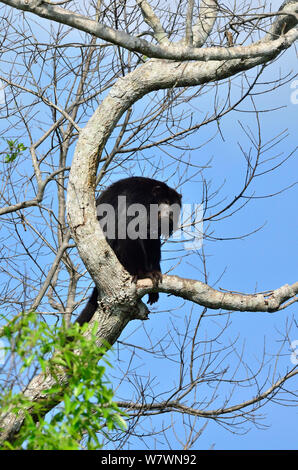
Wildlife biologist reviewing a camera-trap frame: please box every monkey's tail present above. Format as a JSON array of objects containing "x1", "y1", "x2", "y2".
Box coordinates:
[{"x1": 75, "y1": 287, "x2": 98, "y2": 325}]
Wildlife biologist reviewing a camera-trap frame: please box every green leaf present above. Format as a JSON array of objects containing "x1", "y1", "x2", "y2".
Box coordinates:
[
  {"x1": 113, "y1": 414, "x2": 127, "y2": 431},
  {"x1": 4, "y1": 139, "x2": 27, "y2": 163},
  {"x1": 64, "y1": 394, "x2": 72, "y2": 415}
]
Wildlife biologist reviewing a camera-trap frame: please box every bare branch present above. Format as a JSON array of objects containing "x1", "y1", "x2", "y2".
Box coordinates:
[
  {"x1": 0, "y1": 0, "x2": 296, "y2": 61},
  {"x1": 137, "y1": 277, "x2": 298, "y2": 313},
  {"x1": 185, "y1": 0, "x2": 195, "y2": 45},
  {"x1": 193, "y1": 0, "x2": 218, "y2": 46},
  {"x1": 117, "y1": 367, "x2": 298, "y2": 417},
  {"x1": 136, "y1": 0, "x2": 170, "y2": 45}
]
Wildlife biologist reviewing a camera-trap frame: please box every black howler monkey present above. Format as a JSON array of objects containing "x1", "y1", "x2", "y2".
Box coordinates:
[{"x1": 76, "y1": 177, "x2": 182, "y2": 325}]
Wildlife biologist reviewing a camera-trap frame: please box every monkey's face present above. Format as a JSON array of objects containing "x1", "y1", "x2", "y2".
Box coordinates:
[
  {"x1": 158, "y1": 201, "x2": 181, "y2": 238},
  {"x1": 151, "y1": 184, "x2": 182, "y2": 238}
]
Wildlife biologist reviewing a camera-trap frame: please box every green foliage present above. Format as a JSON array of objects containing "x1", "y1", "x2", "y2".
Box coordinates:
[
  {"x1": 3, "y1": 139, "x2": 27, "y2": 163},
  {"x1": 0, "y1": 312, "x2": 126, "y2": 450}
]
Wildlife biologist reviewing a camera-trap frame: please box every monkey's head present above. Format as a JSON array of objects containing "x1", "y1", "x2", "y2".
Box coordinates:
[{"x1": 152, "y1": 183, "x2": 182, "y2": 238}]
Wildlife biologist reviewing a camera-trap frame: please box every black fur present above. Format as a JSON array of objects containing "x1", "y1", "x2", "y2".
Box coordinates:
[{"x1": 76, "y1": 177, "x2": 181, "y2": 325}]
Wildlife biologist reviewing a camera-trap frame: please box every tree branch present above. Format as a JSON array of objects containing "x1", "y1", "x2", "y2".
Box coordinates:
[
  {"x1": 136, "y1": 0, "x2": 170, "y2": 45},
  {"x1": 116, "y1": 367, "x2": 298, "y2": 418},
  {"x1": 0, "y1": 0, "x2": 297, "y2": 61},
  {"x1": 193, "y1": 0, "x2": 218, "y2": 46},
  {"x1": 137, "y1": 276, "x2": 298, "y2": 313}
]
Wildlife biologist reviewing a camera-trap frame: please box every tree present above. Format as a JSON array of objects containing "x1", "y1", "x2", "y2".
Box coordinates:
[{"x1": 0, "y1": 0, "x2": 297, "y2": 449}]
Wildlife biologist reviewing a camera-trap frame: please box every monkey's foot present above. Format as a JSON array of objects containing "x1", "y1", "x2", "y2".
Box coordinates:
[
  {"x1": 132, "y1": 270, "x2": 162, "y2": 287},
  {"x1": 132, "y1": 271, "x2": 162, "y2": 305}
]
